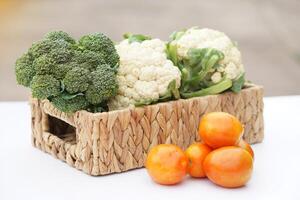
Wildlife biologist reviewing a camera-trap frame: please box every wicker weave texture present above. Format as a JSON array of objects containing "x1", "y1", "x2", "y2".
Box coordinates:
[{"x1": 30, "y1": 85, "x2": 264, "y2": 176}]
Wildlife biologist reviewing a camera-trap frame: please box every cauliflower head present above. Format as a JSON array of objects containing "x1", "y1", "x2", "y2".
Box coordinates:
[
  {"x1": 167, "y1": 27, "x2": 246, "y2": 97},
  {"x1": 108, "y1": 38, "x2": 181, "y2": 110},
  {"x1": 171, "y1": 27, "x2": 244, "y2": 83}
]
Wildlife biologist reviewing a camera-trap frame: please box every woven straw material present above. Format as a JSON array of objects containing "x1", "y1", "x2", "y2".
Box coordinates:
[{"x1": 30, "y1": 85, "x2": 264, "y2": 176}]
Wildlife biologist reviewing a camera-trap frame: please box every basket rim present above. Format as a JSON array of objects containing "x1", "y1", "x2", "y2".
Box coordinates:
[
  {"x1": 31, "y1": 84, "x2": 263, "y2": 119},
  {"x1": 91, "y1": 84, "x2": 262, "y2": 114}
]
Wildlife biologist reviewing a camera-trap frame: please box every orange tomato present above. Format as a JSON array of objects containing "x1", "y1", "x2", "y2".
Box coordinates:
[
  {"x1": 199, "y1": 112, "x2": 243, "y2": 149},
  {"x1": 185, "y1": 143, "x2": 212, "y2": 178},
  {"x1": 237, "y1": 139, "x2": 254, "y2": 159},
  {"x1": 146, "y1": 144, "x2": 188, "y2": 185},
  {"x1": 203, "y1": 146, "x2": 253, "y2": 188}
]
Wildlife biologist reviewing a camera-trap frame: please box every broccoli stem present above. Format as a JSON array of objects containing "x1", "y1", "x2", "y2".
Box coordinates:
[{"x1": 180, "y1": 79, "x2": 232, "y2": 98}]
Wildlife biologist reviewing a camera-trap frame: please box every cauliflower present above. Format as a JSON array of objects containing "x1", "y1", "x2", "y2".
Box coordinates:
[
  {"x1": 166, "y1": 27, "x2": 245, "y2": 97},
  {"x1": 108, "y1": 36, "x2": 181, "y2": 110}
]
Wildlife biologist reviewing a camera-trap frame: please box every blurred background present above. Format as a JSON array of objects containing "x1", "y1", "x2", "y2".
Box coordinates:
[{"x1": 0, "y1": 0, "x2": 299, "y2": 101}]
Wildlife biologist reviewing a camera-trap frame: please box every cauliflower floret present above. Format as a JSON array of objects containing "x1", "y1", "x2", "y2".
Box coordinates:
[
  {"x1": 211, "y1": 72, "x2": 222, "y2": 83},
  {"x1": 172, "y1": 27, "x2": 244, "y2": 83},
  {"x1": 108, "y1": 39, "x2": 181, "y2": 110}
]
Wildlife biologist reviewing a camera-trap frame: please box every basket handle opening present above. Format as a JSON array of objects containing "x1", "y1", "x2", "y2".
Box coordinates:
[{"x1": 47, "y1": 115, "x2": 77, "y2": 145}]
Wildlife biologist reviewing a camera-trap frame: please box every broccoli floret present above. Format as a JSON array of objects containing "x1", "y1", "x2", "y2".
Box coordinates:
[
  {"x1": 33, "y1": 55, "x2": 55, "y2": 75},
  {"x1": 73, "y1": 50, "x2": 106, "y2": 71},
  {"x1": 63, "y1": 67, "x2": 90, "y2": 94},
  {"x1": 96, "y1": 64, "x2": 118, "y2": 73},
  {"x1": 51, "y1": 95, "x2": 89, "y2": 113},
  {"x1": 33, "y1": 48, "x2": 74, "y2": 77},
  {"x1": 78, "y1": 33, "x2": 119, "y2": 67},
  {"x1": 30, "y1": 75, "x2": 61, "y2": 99},
  {"x1": 48, "y1": 41, "x2": 75, "y2": 64},
  {"x1": 85, "y1": 65, "x2": 118, "y2": 105},
  {"x1": 78, "y1": 33, "x2": 108, "y2": 52},
  {"x1": 15, "y1": 52, "x2": 35, "y2": 87},
  {"x1": 45, "y1": 31, "x2": 76, "y2": 44},
  {"x1": 28, "y1": 40, "x2": 54, "y2": 58},
  {"x1": 52, "y1": 63, "x2": 74, "y2": 80},
  {"x1": 29, "y1": 39, "x2": 74, "y2": 63}
]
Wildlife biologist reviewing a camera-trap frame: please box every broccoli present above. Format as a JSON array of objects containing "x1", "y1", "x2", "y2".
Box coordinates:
[
  {"x1": 31, "y1": 75, "x2": 61, "y2": 99},
  {"x1": 32, "y1": 41, "x2": 74, "y2": 75},
  {"x1": 15, "y1": 52, "x2": 35, "y2": 87},
  {"x1": 33, "y1": 55, "x2": 55, "y2": 75},
  {"x1": 45, "y1": 31, "x2": 76, "y2": 44},
  {"x1": 51, "y1": 95, "x2": 89, "y2": 113},
  {"x1": 63, "y1": 67, "x2": 90, "y2": 94},
  {"x1": 73, "y1": 50, "x2": 106, "y2": 71},
  {"x1": 52, "y1": 63, "x2": 74, "y2": 80},
  {"x1": 85, "y1": 65, "x2": 118, "y2": 105},
  {"x1": 29, "y1": 39, "x2": 74, "y2": 62},
  {"x1": 28, "y1": 40, "x2": 54, "y2": 58},
  {"x1": 78, "y1": 33, "x2": 119, "y2": 67},
  {"x1": 48, "y1": 43, "x2": 74, "y2": 64},
  {"x1": 15, "y1": 31, "x2": 119, "y2": 113}
]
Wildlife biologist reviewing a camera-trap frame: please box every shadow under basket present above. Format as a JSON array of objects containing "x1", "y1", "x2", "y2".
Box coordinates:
[{"x1": 30, "y1": 85, "x2": 264, "y2": 176}]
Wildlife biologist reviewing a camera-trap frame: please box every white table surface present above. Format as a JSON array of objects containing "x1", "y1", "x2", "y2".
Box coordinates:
[{"x1": 1, "y1": 96, "x2": 300, "y2": 200}]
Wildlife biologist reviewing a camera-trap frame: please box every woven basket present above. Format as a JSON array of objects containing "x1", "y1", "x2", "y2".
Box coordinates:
[{"x1": 30, "y1": 85, "x2": 264, "y2": 176}]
